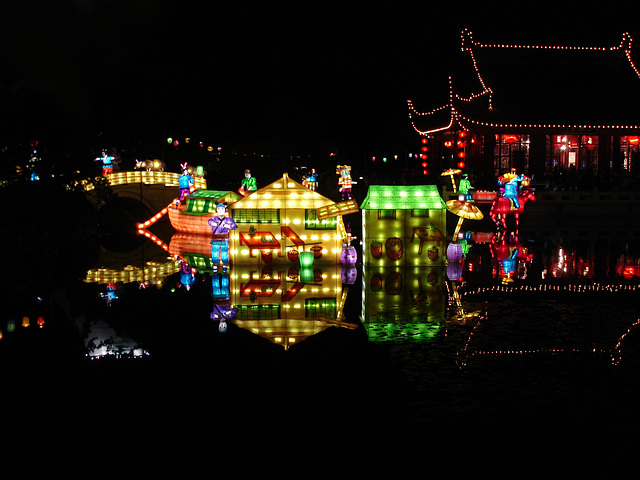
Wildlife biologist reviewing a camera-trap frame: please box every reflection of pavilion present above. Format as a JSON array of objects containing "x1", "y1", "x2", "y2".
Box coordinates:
[
  {"x1": 361, "y1": 265, "x2": 446, "y2": 342},
  {"x1": 168, "y1": 231, "x2": 357, "y2": 348},
  {"x1": 228, "y1": 264, "x2": 356, "y2": 349}
]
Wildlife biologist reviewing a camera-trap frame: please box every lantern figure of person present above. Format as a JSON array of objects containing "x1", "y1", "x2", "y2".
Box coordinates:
[
  {"x1": 458, "y1": 174, "x2": 474, "y2": 201},
  {"x1": 303, "y1": 168, "x2": 318, "y2": 191},
  {"x1": 498, "y1": 168, "x2": 527, "y2": 209},
  {"x1": 179, "y1": 260, "x2": 195, "y2": 291},
  {"x1": 95, "y1": 150, "x2": 115, "y2": 175},
  {"x1": 210, "y1": 272, "x2": 236, "y2": 333},
  {"x1": 208, "y1": 203, "x2": 238, "y2": 264},
  {"x1": 101, "y1": 283, "x2": 118, "y2": 306},
  {"x1": 238, "y1": 169, "x2": 257, "y2": 196},
  {"x1": 337, "y1": 164, "x2": 356, "y2": 200},
  {"x1": 178, "y1": 162, "x2": 194, "y2": 201}
]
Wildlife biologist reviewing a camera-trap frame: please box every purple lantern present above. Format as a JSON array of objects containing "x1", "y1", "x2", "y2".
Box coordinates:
[
  {"x1": 340, "y1": 245, "x2": 357, "y2": 265},
  {"x1": 446, "y1": 242, "x2": 463, "y2": 263}
]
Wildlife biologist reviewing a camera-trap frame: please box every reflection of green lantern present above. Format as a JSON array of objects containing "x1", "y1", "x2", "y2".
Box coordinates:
[
  {"x1": 299, "y1": 251, "x2": 314, "y2": 268},
  {"x1": 300, "y1": 267, "x2": 314, "y2": 283},
  {"x1": 7, "y1": 320, "x2": 15, "y2": 333}
]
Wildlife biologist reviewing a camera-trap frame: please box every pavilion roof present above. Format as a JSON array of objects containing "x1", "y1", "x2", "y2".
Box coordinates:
[
  {"x1": 360, "y1": 184, "x2": 446, "y2": 210},
  {"x1": 409, "y1": 29, "x2": 640, "y2": 134},
  {"x1": 230, "y1": 173, "x2": 335, "y2": 210}
]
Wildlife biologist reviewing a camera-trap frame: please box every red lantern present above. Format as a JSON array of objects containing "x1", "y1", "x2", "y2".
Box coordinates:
[
  {"x1": 457, "y1": 161, "x2": 466, "y2": 169},
  {"x1": 630, "y1": 136, "x2": 640, "y2": 145}
]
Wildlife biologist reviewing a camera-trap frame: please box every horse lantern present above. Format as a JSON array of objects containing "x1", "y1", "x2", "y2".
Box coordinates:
[{"x1": 489, "y1": 188, "x2": 535, "y2": 230}]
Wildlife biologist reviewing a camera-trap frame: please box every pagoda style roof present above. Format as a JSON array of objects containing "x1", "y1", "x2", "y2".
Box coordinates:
[
  {"x1": 231, "y1": 173, "x2": 336, "y2": 210},
  {"x1": 409, "y1": 29, "x2": 640, "y2": 134},
  {"x1": 361, "y1": 185, "x2": 446, "y2": 210}
]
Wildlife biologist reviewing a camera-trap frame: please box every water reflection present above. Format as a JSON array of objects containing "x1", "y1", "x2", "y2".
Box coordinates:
[
  {"x1": 71, "y1": 220, "x2": 640, "y2": 369},
  {"x1": 361, "y1": 265, "x2": 446, "y2": 341}
]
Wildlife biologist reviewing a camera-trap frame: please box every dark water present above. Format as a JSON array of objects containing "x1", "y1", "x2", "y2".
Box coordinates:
[{"x1": 3, "y1": 207, "x2": 640, "y2": 475}]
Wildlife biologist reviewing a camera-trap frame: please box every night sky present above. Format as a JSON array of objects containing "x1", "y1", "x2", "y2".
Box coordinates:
[{"x1": 1, "y1": 3, "x2": 637, "y2": 164}]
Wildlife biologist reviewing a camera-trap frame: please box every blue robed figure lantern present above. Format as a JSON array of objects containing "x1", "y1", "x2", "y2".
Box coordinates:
[
  {"x1": 178, "y1": 162, "x2": 194, "y2": 201},
  {"x1": 95, "y1": 150, "x2": 115, "y2": 175},
  {"x1": 208, "y1": 203, "x2": 238, "y2": 264}
]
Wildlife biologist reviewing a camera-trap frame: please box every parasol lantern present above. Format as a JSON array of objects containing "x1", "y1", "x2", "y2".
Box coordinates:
[
  {"x1": 441, "y1": 168, "x2": 462, "y2": 192},
  {"x1": 447, "y1": 200, "x2": 484, "y2": 240}
]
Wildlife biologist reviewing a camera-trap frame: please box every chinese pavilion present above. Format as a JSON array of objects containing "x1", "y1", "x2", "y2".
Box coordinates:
[{"x1": 408, "y1": 29, "x2": 640, "y2": 187}]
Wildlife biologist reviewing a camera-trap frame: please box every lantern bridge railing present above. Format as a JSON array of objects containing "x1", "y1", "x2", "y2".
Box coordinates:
[{"x1": 105, "y1": 171, "x2": 207, "y2": 189}]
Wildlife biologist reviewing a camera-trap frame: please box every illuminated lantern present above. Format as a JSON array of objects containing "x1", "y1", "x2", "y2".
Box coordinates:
[
  {"x1": 300, "y1": 267, "x2": 314, "y2": 283},
  {"x1": 0, "y1": 329, "x2": 2, "y2": 340},
  {"x1": 287, "y1": 248, "x2": 299, "y2": 262},
  {"x1": 37, "y1": 316, "x2": 45, "y2": 328},
  {"x1": 446, "y1": 242, "x2": 463, "y2": 262},
  {"x1": 502, "y1": 134, "x2": 520, "y2": 144},
  {"x1": 7, "y1": 320, "x2": 15, "y2": 333},
  {"x1": 299, "y1": 251, "x2": 315, "y2": 268},
  {"x1": 341, "y1": 265, "x2": 357, "y2": 284},
  {"x1": 22, "y1": 316, "x2": 30, "y2": 327},
  {"x1": 261, "y1": 250, "x2": 273, "y2": 263},
  {"x1": 340, "y1": 245, "x2": 358, "y2": 265},
  {"x1": 447, "y1": 261, "x2": 463, "y2": 281},
  {"x1": 441, "y1": 168, "x2": 462, "y2": 192},
  {"x1": 630, "y1": 136, "x2": 640, "y2": 145},
  {"x1": 457, "y1": 161, "x2": 466, "y2": 169},
  {"x1": 385, "y1": 237, "x2": 403, "y2": 261},
  {"x1": 310, "y1": 245, "x2": 323, "y2": 259},
  {"x1": 370, "y1": 241, "x2": 383, "y2": 259}
]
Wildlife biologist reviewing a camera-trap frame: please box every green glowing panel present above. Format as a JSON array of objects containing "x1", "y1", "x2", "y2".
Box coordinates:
[
  {"x1": 360, "y1": 185, "x2": 446, "y2": 210},
  {"x1": 363, "y1": 322, "x2": 442, "y2": 342}
]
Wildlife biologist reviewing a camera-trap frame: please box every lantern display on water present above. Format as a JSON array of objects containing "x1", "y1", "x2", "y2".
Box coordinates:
[
  {"x1": 341, "y1": 265, "x2": 357, "y2": 284},
  {"x1": 299, "y1": 251, "x2": 314, "y2": 268},
  {"x1": 446, "y1": 242, "x2": 464, "y2": 262},
  {"x1": 447, "y1": 261, "x2": 463, "y2": 281},
  {"x1": 340, "y1": 245, "x2": 358, "y2": 265},
  {"x1": 299, "y1": 267, "x2": 314, "y2": 283}
]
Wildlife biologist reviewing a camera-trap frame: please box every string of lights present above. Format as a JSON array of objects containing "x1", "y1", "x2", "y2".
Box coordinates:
[{"x1": 409, "y1": 29, "x2": 640, "y2": 135}]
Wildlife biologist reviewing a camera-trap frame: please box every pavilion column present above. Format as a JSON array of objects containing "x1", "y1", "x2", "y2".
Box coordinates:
[
  {"x1": 529, "y1": 133, "x2": 546, "y2": 182},
  {"x1": 598, "y1": 135, "x2": 611, "y2": 180},
  {"x1": 481, "y1": 132, "x2": 495, "y2": 173}
]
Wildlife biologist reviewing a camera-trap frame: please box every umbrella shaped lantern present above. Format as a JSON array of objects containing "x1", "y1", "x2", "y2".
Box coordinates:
[
  {"x1": 447, "y1": 199, "x2": 484, "y2": 241},
  {"x1": 441, "y1": 168, "x2": 462, "y2": 193}
]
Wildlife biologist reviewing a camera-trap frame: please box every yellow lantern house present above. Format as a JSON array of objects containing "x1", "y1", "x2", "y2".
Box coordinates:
[{"x1": 228, "y1": 173, "x2": 358, "y2": 265}]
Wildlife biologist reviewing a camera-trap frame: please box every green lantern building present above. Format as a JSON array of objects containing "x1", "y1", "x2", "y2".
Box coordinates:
[{"x1": 360, "y1": 184, "x2": 448, "y2": 266}]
